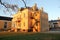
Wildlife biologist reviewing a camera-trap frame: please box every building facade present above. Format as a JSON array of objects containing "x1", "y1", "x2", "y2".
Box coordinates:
[
  {"x1": 49, "y1": 20, "x2": 60, "y2": 31},
  {"x1": 12, "y1": 4, "x2": 49, "y2": 32},
  {"x1": 40, "y1": 8, "x2": 49, "y2": 32},
  {"x1": 0, "y1": 16, "x2": 12, "y2": 31}
]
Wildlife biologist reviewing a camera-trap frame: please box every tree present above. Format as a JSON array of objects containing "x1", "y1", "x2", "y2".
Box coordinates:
[
  {"x1": 0, "y1": 0, "x2": 29, "y2": 15},
  {"x1": 0, "y1": 0, "x2": 19, "y2": 16},
  {"x1": 0, "y1": 0, "x2": 18, "y2": 11},
  {"x1": 22, "y1": 0, "x2": 27, "y2": 8}
]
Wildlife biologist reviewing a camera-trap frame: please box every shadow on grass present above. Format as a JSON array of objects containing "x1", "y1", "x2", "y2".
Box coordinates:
[{"x1": 0, "y1": 32, "x2": 60, "y2": 40}]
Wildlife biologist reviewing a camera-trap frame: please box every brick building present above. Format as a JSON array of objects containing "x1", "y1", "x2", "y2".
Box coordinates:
[
  {"x1": 12, "y1": 4, "x2": 49, "y2": 32},
  {"x1": 0, "y1": 16, "x2": 12, "y2": 31}
]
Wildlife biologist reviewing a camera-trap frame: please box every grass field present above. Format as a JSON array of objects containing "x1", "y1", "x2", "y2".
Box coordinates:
[{"x1": 0, "y1": 32, "x2": 60, "y2": 40}]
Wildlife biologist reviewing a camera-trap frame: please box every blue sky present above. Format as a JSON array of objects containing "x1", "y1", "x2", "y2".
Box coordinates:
[{"x1": 0, "y1": 0, "x2": 60, "y2": 20}]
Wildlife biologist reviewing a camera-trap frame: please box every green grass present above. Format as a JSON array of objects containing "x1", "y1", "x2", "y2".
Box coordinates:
[{"x1": 0, "y1": 32, "x2": 60, "y2": 40}]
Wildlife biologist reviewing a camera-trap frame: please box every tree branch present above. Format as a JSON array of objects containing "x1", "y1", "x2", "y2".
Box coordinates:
[{"x1": 22, "y1": 0, "x2": 27, "y2": 8}]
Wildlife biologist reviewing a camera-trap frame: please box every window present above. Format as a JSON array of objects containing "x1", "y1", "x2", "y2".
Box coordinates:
[
  {"x1": 36, "y1": 23, "x2": 38, "y2": 26},
  {"x1": 24, "y1": 13, "x2": 25, "y2": 17},
  {"x1": 19, "y1": 23, "x2": 21, "y2": 27},
  {"x1": 24, "y1": 22, "x2": 25, "y2": 26},
  {"x1": 12, "y1": 22, "x2": 15, "y2": 27},
  {"x1": 20, "y1": 15, "x2": 21, "y2": 19},
  {"x1": 4, "y1": 22, "x2": 7, "y2": 29}
]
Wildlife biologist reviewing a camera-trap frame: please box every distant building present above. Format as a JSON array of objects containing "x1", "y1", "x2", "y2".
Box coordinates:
[
  {"x1": 49, "y1": 20, "x2": 60, "y2": 31},
  {"x1": 12, "y1": 4, "x2": 49, "y2": 32},
  {"x1": 0, "y1": 16, "x2": 12, "y2": 31}
]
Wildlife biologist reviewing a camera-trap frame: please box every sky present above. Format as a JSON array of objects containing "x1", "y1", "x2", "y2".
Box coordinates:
[{"x1": 0, "y1": 0, "x2": 60, "y2": 20}]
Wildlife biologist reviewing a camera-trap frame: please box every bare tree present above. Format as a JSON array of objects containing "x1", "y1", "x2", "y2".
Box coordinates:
[
  {"x1": 0, "y1": 0, "x2": 28, "y2": 11},
  {"x1": 0, "y1": 0, "x2": 29, "y2": 16},
  {"x1": 0, "y1": 0, "x2": 18, "y2": 11},
  {"x1": 22, "y1": 0, "x2": 27, "y2": 8},
  {"x1": 0, "y1": 0, "x2": 19, "y2": 16}
]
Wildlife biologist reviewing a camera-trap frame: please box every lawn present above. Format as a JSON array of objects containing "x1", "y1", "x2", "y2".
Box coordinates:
[{"x1": 0, "y1": 32, "x2": 60, "y2": 40}]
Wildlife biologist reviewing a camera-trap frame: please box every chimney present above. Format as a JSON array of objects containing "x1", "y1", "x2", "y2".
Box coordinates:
[
  {"x1": 32, "y1": 3, "x2": 37, "y2": 11},
  {"x1": 41, "y1": 7, "x2": 43, "y2": 11}
]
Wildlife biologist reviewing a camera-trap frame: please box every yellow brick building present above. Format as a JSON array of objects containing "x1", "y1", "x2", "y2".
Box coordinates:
[{"x1": 12, "y1": 4, "x2": 49, "y2": 32}]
